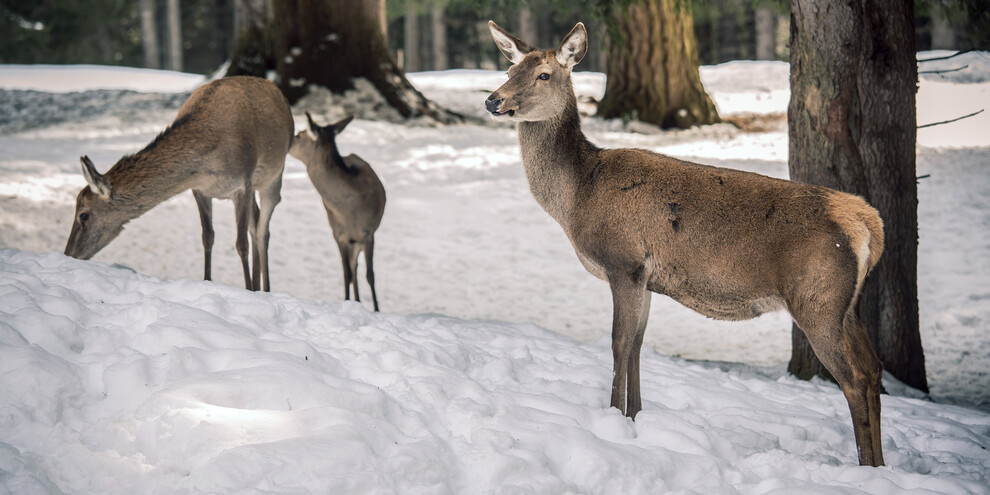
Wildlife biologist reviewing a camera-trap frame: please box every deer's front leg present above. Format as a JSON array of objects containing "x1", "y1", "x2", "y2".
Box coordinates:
[
  {"x1": 608, "y1": 269, "x2": 649, "y2": 417},
  {"x1": 192, "y1": 191, "x2": 214, "y2": 281}
]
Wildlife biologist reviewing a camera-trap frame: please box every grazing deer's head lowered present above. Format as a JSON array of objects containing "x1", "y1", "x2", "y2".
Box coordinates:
[
  {"x1": 65, "y1": 76, "x2": 294, "y2": 291},
  {"x1": 290, "y1": 112, "x2": 386, "y2": 311},
  {"x1": 486, "y1": 21, "x2": 887, "y2": 467}
]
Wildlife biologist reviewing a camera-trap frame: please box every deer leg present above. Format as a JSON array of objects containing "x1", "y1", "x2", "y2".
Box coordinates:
[
  {"x1": 608, "y1": 269, "x2": 648, "y2": 417},
  {"x1": 843, "y1": 310, "x2": 885, "y2": 466},
  {"x1": 349, "y1": 244, "x2": 362, "y2": 303},
  {"x1": 249, "y1": 196, "x2": 261, "y2": 291},
  {"x1": 192, "y1": 191, "x2": 214, "y2": 281},
  {"x1": 254, "y1": 176, "x2": 282, "y2": 292},
  {"x1": 364, "y1": 238, "x2": 379, "y2": 312},
  {"x1": 335, "y1": 239, "x2": 354, "y2": 301},
  {"x1": 626, "y1": 290, "x2": 652, "y2": 419},
  {"x1": 232, "y1": 190, "x2": 254, "y2": 290},
  {"x1": 793, "y1": 300, "x2": 884, "y2": 467}
]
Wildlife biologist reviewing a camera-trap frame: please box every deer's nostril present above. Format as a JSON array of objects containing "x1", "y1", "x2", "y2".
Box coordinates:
[{"x1": 485, "y1": 97, "x2": 504, "y2": 114}]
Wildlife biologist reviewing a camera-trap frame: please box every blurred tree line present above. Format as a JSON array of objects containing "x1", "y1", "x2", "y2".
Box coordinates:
[{"x1": 2, "y1": 0, "x2": 984, "y2": 74}]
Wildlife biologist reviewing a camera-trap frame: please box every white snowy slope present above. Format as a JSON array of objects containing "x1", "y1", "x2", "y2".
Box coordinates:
[
  {"x1": 0, "y1": 53, "x2": 989, "y2": 492},
  {"x1": 1, "y1": 250, "x2": 988, "y2": 494}
]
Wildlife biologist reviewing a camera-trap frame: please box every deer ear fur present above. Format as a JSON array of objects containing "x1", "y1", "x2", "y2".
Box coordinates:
[
  {"x1": 489, "y1": 20, "x2": 533, "y2": 64},
  {"x1": 556, "y1": 22, "x2": 588, "y2": 69},
  {"x1": 80, "y1": 156, "x2": 112, "y2": 200},
  {"x1": 333, "y1": 115, "x2": 355, "y2": 135},
  {"x1": 303, "y1": 111, "x2": 320, "y2": 141}
]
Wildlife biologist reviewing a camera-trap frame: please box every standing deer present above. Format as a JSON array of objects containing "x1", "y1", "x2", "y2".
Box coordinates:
[
  {"x1": 64, "y1": 76, "x2": 294, "y2": 292},
  {"x1": 290, "y1": 112, "x2": 385, "y2": 311},
  {"x1": 486, "y1": 21, "x2": 886, "y2": 466}
]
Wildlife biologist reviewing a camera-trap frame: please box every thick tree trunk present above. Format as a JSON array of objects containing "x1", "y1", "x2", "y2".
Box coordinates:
[
  {"x1": 788, "y1": 0, "x2": 927, "y2": 392},
  {"x1": 598, "y1": 0, "x2": 720, "y2": 128},
  {"x1": 279, "y1": 0, "x2": 460, "y2": 122},
  {"x1": 139, "y1": 0, "x2": 160, "y2": 69},
  {"x1": 226, "y1": 0, "x2": 459, "y2": 123},
  {"x1": 166, "y1": 0, "x2": 182, "y2": 71},
  {"x1": 226, "y1": 0, "x2": 273, "y2": 78}
]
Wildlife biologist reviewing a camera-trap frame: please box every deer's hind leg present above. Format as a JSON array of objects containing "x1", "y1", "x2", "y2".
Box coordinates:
[
  {"x1": 364, "y1": 237, "x2": 379, "y2": 312},
  {"x1": 334, "y1": 237, "x2": 355, "y2": 302},
  {"x1": 232, "y1": 187, "x2": 256, "y2": 290},
  {"x1": 192, "y1": 190, "x2": 214, "y2": 281},
  {"x1": 790, "y1": 276, "x2": 884, "y2": 466},
  {"x1": 254, "y1": 175, "x2": 283, "y2": 292}
]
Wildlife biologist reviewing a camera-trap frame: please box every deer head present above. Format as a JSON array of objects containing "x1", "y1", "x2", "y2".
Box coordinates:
[
  {"x1": 64, "y1": 156, "x2": 129, "y2": 260},
  {"x1": 289, "y1": 112, "x2": 354, "y2": 164},
  {"x1": 485, "y1": 21, "x2": 587, "y2": 123}
]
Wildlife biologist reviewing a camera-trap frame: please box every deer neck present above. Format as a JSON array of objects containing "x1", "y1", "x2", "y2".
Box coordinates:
[
  {"x1": 105, "y1": 134, "x2": 206, "y2": 219},
  {"x1": 303, "y1": 146, "x2": 354, "y2": 198},
  {"x1": 517, "y1": 98, "x2": 596, "y2": 227}
]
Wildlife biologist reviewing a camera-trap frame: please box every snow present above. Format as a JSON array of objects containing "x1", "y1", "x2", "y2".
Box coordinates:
[{"x1": 1, "y1": 54, "x2": 990, "y2": 492}]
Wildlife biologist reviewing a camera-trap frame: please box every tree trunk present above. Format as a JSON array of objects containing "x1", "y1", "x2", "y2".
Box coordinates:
[
  {"x1": 597, "y1": 0, "x2": 720, "y2": 129},
  {"x1": 518, "y1": 8, "x2": 537, "y2": 51},
  {"x1": 139, "y1": 0, "x2": 160, "y2": 69},
  {"x1": 166, "y1": 0, "x2": 182, "y2": 71},
  {"x1": 226, "y1": 0, "x2": 273, "y2": 78},
  {"x1": 404, "y1": 5, "x2": 421, "y2": 72},
  {"x1": 430, "y1": 7, "x2": 447, "y2": 71},
  {"x1": 225, "y1": 0, "x2": 460, "y2": 123},
  {"x1": 755, "y1": 6, "x2": 776, "y2": 61},
  {"x1": 788, "y1": 0, "x2": 928, "y2": 392}
]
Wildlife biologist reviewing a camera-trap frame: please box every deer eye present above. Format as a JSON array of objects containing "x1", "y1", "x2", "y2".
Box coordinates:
[
  {"x1": 79, "y1": 212, "x2": 90, "y2": 223},
  {"x1": 537, "y1": 73, "x2": 550, "y2": 81}
]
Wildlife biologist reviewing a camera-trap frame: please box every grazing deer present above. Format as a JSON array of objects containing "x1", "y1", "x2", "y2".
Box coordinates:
[
  {"x1": 290, "y1": 112, "x2": 386, "y2": 311},
  {"x1": 486, "y1": 21, "x2": 886, "y2": 466},
  {"x1": 64, "y1": 76, "x2": 294, "y2": 292}
]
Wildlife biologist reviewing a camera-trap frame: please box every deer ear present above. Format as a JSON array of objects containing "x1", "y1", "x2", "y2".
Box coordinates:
[
  {"x1": 332, "y1": 115, "x2": 354, "y2": 135},
  {"x1": 556, "y1": 22, "x2": 588, "y2": 69},
  {"x1": 489, "y1": 20, "x2": 532, "y2": 64},
  {"x1": 303, "y1": 111, "x2": 320, "y2": 141},
  {"x1": 80, "y1": 156, "x2": 111, "y2": 200}
]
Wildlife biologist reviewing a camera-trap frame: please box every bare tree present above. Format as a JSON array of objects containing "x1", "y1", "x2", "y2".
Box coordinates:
[
  {"x1": 139, "y1": 0, "x2": 160, "y2": 69},
  {"x1": 431, "y1": 6, "x2": 448, "y2": 70},
  {"x1": 404, "y1": 4, "x2": 421, "y2": 72},
  {"x1": 755, "y1": 6, "x2": 776, "y2": 60},
  {"x1": 166, "y1": 0, "x2": 182, "y2": 71}
]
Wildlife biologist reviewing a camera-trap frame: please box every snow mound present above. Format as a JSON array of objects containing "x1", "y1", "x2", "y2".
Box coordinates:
[{"x1": 1, "y1": 250, "x2": 989, "y2": 493}]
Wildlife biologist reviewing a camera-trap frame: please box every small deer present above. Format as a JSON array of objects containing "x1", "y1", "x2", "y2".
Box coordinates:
[
  {"x1": 290, "y1": 112, "x2": 386, "y2": 311},
  {"x1": 486, "y1": 21, "x2": 886, "y2": 466},
  {"x1": 64, "y1": 76, "x2": 294, "y2": 292}
]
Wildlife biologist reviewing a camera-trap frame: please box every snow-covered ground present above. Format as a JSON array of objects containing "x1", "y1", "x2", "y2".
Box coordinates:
[{"x1": 1, "y1": 52, "x2": 989, "y2": 493}]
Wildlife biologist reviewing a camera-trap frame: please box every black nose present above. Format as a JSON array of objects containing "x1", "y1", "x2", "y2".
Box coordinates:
[{"x1": 485, "y1": 96, "x2": 504, "y2": 114}]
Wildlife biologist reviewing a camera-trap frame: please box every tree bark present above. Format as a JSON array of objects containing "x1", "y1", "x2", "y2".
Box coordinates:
[
  {"x1": 166, "y1": 0, "x2": 182, "y2": 71},
  {"x1": 788, "y1": 0, "x2": 927, "y2": 392},
  {"x1": 597, "y1": 0, "x2": 720, "y2": 129}
]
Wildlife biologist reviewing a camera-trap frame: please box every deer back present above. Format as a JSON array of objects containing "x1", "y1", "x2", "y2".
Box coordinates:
[{"x1": 64, "y1": 76, "x2": 294, "y2": 260}]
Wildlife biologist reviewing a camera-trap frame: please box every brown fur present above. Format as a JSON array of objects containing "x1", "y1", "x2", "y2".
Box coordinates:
[
  {"x1": 290, "y1": 113, "x2": 386, "y2": 311},
  {"x1": 486, "y1": 21, "x2": 886, "y2": 466},
  {"x1": 64, "y1": 76, "x2": 294, "y2": 292}
]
